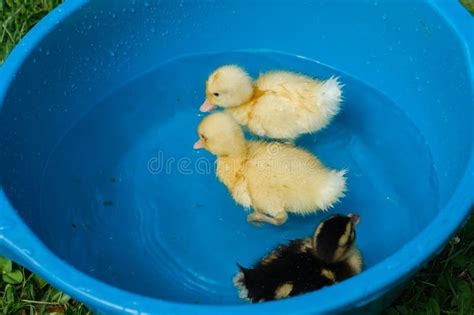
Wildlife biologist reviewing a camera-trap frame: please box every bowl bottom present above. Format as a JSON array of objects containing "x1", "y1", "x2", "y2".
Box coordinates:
[{"x1": 38, "y1": 51, "x2": 439, "y2": 304}]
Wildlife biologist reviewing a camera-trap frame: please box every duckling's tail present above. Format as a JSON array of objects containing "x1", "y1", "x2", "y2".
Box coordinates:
[
  {"x1": 318, "y1": 76, "x2": 343, "y2": 116},
  {"x1": 315, "y1": 169, "x2": 347, "y2": 211},
  {"x1": 234, "y1": 263, "x2": 250, "y2": 300},
  {"x1": 237, "y1": 263, "x2": 247, "y2": 272},
  {"x1": 236, "y1": 263, "x2": 252, "y2": 281}
]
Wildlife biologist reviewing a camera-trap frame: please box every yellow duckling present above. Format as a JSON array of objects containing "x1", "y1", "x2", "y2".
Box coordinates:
[
  {"x1": 193, "y1": 112, "x2": 346, "y2": 225},
  {"x1": 200, "y1": 65, "x2": 343, "y2": 140}
]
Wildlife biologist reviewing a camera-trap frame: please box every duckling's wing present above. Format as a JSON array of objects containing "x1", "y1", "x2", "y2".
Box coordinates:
[
  {"x1": 270, "y1": 240, "x2": 338, "y2": 298},
  {"x1": 256, "y1": 71, "x2": 314, "y2": 91},
  {"x1": 234, "y1": 242, "x2": 299, "y2": 302},
  {"x1": 290, "y1": 267, "x2": 336, "y2": 297}
]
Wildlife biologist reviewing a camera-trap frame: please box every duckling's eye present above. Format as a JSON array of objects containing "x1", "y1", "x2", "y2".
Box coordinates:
[
  {"x1": 200, "y1": 133, "x2": 207, "y2": 141},
  {"x1": 213, "y1": 92, "x2": 220, "y2": 97}
]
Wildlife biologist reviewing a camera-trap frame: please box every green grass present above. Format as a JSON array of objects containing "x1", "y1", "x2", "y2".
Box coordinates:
[
  {"x1": 384, "y1": 213, "x2": 474, "y2": 315},
  {"x1": 460, "y1": 0, "x2": 474, "y2": 16},
  {"x1": 0, "y1": 257, "x2": 91, "y2": 314},
  {"x1": 1, "y1": 1, "x2": 474, "y2": 314},
  {"x1": 0, "y1": 0, "x2": 63, "y2": 64}
]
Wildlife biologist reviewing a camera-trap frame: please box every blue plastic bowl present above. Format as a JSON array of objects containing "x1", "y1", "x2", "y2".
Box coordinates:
[{"x1": 0, "y1": 1, "x2": 473, "y2": 314}]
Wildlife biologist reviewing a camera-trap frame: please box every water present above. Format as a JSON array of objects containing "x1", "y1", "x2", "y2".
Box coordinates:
[{"x1": 39, "y1": 51, "x2": 439, "y2": 304}]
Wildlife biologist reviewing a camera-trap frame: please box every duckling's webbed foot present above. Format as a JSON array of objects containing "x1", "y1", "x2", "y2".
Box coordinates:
[
  {"x1": 272, "y1": 211, "x2": 288, "y2": 225},
  {"x1": 247, "y1": 212, "x2": 268, "y2": 226},
  {"x1": 247, "y1": 212, "x2": 287, "y2": 226},
  {"x1": 247, "y1": 218, "x2": 263, "y2": 227}
]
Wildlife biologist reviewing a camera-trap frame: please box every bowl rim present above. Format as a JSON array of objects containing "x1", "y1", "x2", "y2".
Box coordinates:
[{"x1": 0, "y1": 0, "x2": 473, "y2": 314}]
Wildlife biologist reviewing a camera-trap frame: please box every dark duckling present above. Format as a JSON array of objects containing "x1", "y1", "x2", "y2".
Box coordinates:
[{"x1": 234, "y1": 213, "x2": 363, "y2": 302}]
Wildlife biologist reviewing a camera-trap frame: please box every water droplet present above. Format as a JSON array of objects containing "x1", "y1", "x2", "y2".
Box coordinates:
[
  {"x1": 382, "y1": 14, "x2": 387, "y2": 20},
  {"x1": 130, "y1": 8, "x2": 136, "y2": 13},
  {"x1": 144, "y1": 1, "x2": 150, "y2": 7},
  {"x1": 45, "y1": 50, "x2": 50, "y2": 56},
  {"x1": 150, "y1": 27, "x2": 156, "y2": 33},
  {"x1": 109, "y1": 50, "x2": 115, "y2": 57}
]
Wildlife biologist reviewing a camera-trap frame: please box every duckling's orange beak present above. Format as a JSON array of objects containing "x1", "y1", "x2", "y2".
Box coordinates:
[
  {"x1": 193, "y1": 138, "x2": 205, "y2": 149},
  {"x1": 348, "y1": 213, "x2": 360, "y2": 225},
  {"x1": 200, "y1": 99, "x2": 216, "y2": 112}
]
